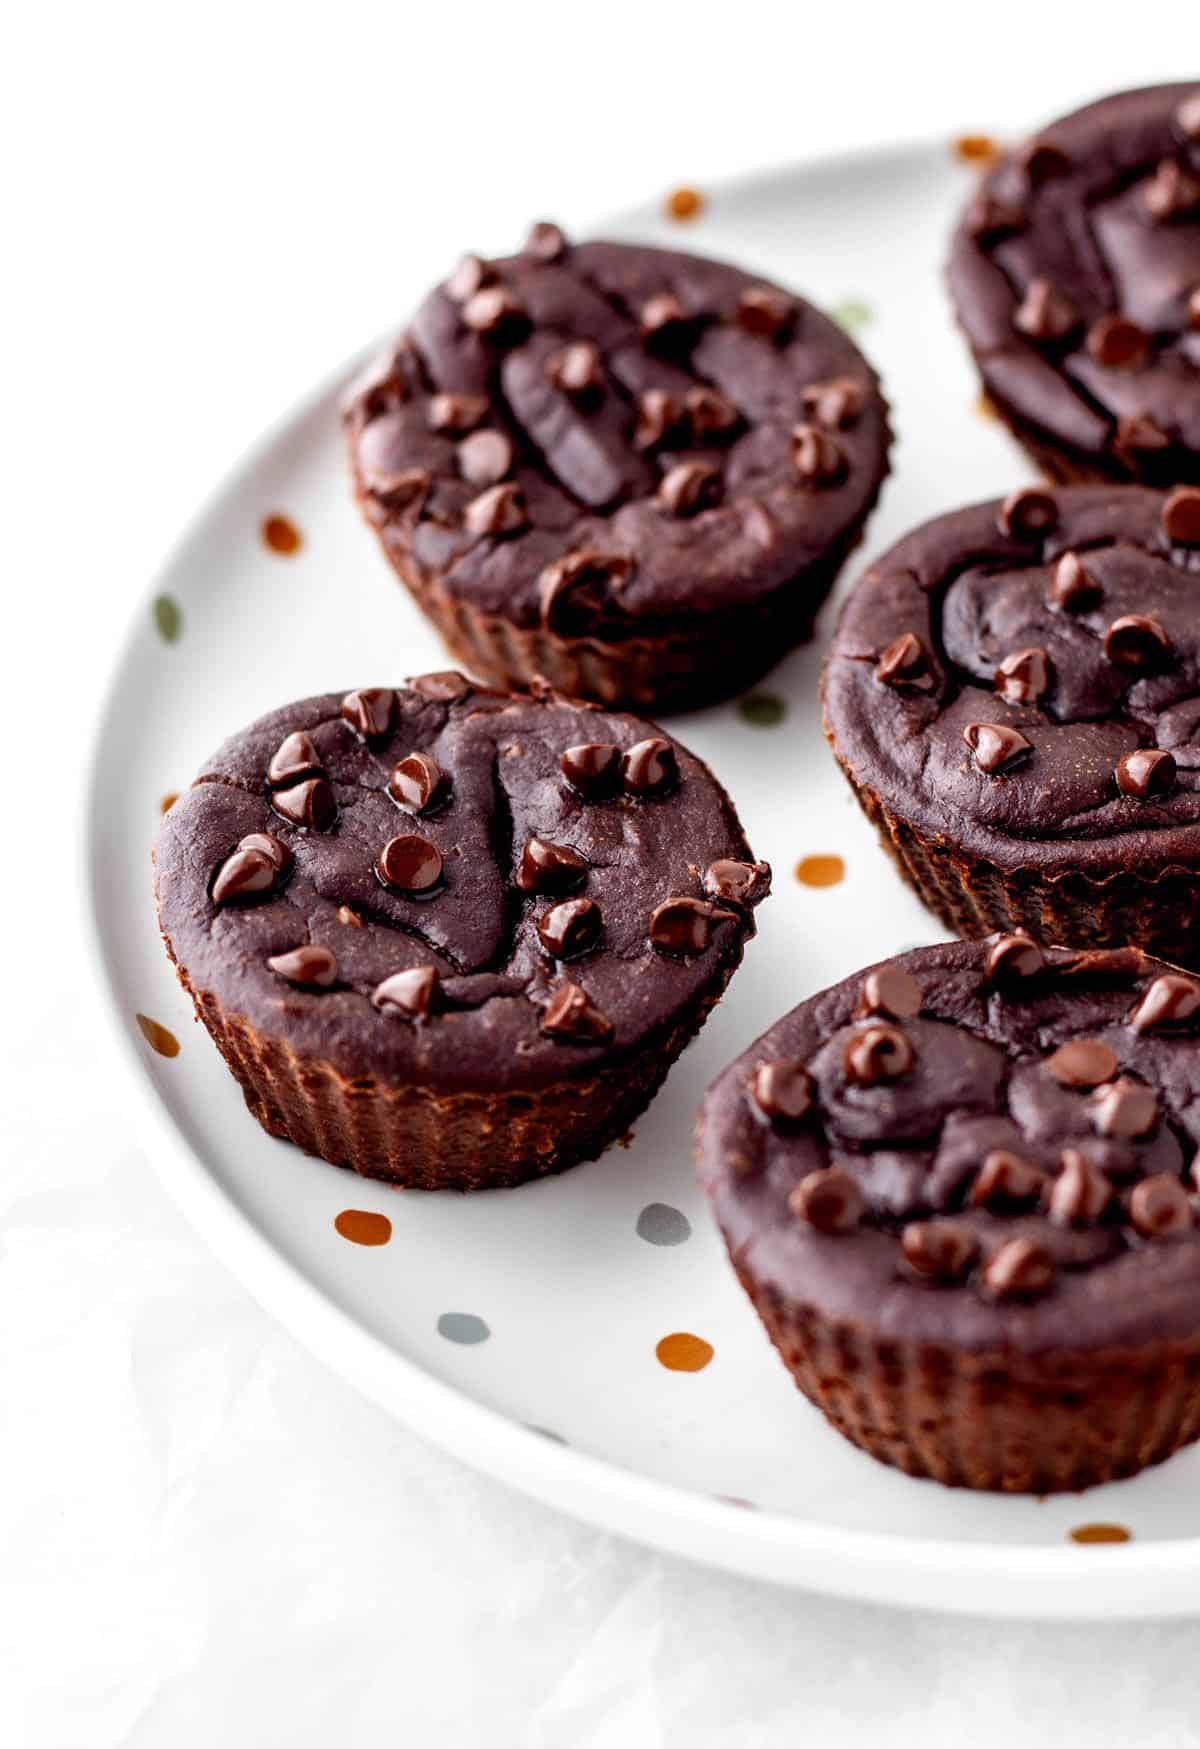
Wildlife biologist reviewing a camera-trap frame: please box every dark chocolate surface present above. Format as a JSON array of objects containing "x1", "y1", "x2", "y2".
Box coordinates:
[
  {"x1": 697, "y1": 939, "x2": 1200, "y2": 1352},
  {"x1": 948, "y1": 84, "x2": 1200, "y2": 481},
  {"x1": 823, "y1": 485, "x2": 1200, "y2": 871},
  {"x1": 154, "y1": 677, "x2": 766, "y2": 1093},
  {"x1": 343, "y1": 232, "x2": 889, "y2": 633}
]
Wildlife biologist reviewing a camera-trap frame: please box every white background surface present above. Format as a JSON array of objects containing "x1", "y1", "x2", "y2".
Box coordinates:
[{"x1": 8, "y1": 4, "x2": 1200, "y2": 1743}]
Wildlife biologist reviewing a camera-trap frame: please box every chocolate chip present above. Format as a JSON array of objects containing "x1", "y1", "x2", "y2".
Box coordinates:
[
  {"x1": 388, "y1": 751, "x2": 449, "y2": 814},
  {"x1": 271, "y1": 777, "x2": 336, "y2": 832},
  {"x1": 267, "y1": 730, "x2": 321, "y2": 786},
  {"x1": 1163, "y1": 486, "x2": 1200, "y2": 545},
  {"x1": 1086, "y1": 315, "x2": 1149, "y2": 371},
  {"x1": 1104, "y1": 614, "x2": 1170, "y2": 671},
  {"x1": 788, "y1": 1167, "x2": 863, "y2": 1234},
  {"x1": 703, "y1": 859, "x2": 772, "y2": 906},
  {"x1": 373, "y1": 964, "x2": 439, "y2": 1018},
  {"x1": 560, "y1": 741, "x2": 622, "y2": 798},
  {"x1": 446, "y1": 254, "x2": 492, "y2": 302},
  {"x1": 875, "y1": 632, "x2": 935, "y2": 691},
  {"x1": 998, "y1": 487, "x2": 1058, "y2": 540},
  {"x1": 964, "y1": 722, "x2": 1033, "y2": 775},
  {"x1": 266, "y1": 945, "x2": 337, "y2": 989},
  {"x1": 457, "y1": 429, "x2": 513, "y2": 486},
  {"x1": 516, "y1": 836, "x2": 588, "y2": 894},
  {"x1": 972, "y1": 1149, "x2": 1046, "y2": 1211},
  {"x1": 1018, "y1": 139, "x2": 1070, "y2": 185},
  {"x1": 985, "y1": 931, "x2": 1046, "y2": 986},
  {"x1": 856, "y1": 965, "x2": 921, "y2": 1020},
  {"x1": 791, "y1": 424, "x2": 845, "y2": 486},
  {"x1": 1144, "y1": 159, "x2": 1200, "y2": 222},
  {"x1": 800, "y1": 376, "x2": 865, "y2": 428},
  {"x1": 546, "y1": 341, "x2": 604, "y2": 403},
  {"x1": 648, "y1": 896, "x2": 722, "y2": 957},
  {"x1": 1116, "y1": 748, "x2": 1176, "y2": 799},
  {"x1": 427, "y1": 392, "x2": 488, "y2": 434},
  {"x1": 750, "y1": 1060, "x2": 813, "y2": 1126},
  {"x1": 375, "y1": 833, "x2": 443, "y2": 893},
  {"x1": 411, "y1": 671, "x2": 470, "y2": 703},
  {"x1": 1189, "y1": 287, "x2": 1200, "y2": 331},
  {"x1": 464, "y1": 482, "x2": 527, "y2": 537},
  {"x1": 365, "y1": 466, "x2": 430, "y2": 509},
  {"x1": 1050, "y1": 551, "x2": 1101, "y2": 611},
  {"x1": 994, "y1": 647, "x2": 1051, "y2": 706},
  {"x1": 1013, "y1": 277, "x2": 1079, "y2": 342},
  {"x1": 735, "y1": 285, "x2": 794, "y2": 342},
  {"x1": 633, "y1": 388, "x2": 682, "y2": 452},
  {"x1": 1047, "y1": 1150, "x2": 1113, "y2": 1227},
  {"x1": 341, "y1": 687, "x2": 395, "y2": 740},
  {"x1": 685, "y1": 385, "x2": 739, "y2": 440},
  {"x1": 901, "y1": 1220, "x2": 979, "y2": 1282},
  {"x1": 1175, "y1": 94, "x2": 1200, "y2": 142},
  {"x1": 462, "y1": 285, "x2": 528, "y2": 339},
  {"x1": 1128, "y1": 973, "x2": 1200, "y2": 1034},
  {"x1": 1091, "y1": 1077, "x2": 1158, "y2": 1139},
  {"x1": 525, "y1": 219, "x2": 567, "y2": 261},
  {"x1": 621, "y1": 737, "x2": 678, "y2": 797},
  {"x1": 966, "y1": 193, "x2": 1025, "y2": 240},
  {"x1": 538, "y1": 897, "x2": 602, "y2": 960},
  {"x1": 657, "y1": 459, "x2": 721, "y2": 516},
  {"x1": 640, "y1": 293, "x2": 688, "y2": 344},
  {"x1": 1046, "y1": 1037, "x2": 1117, "y2": 1089},
  {"x1": 537, "y1": 550, "x2": 631, "y2": 632},
  {"x1": 1115, "y1": 413, "x2": 1169, "y2": 456},
  {"x1": 984, "y1": 1236, "x2": 1055, "y2": 1299},
  {"x1": 540, "y1": 981, "x2": 614, "y2": 1044},
  {"x1": 843, "y1": 1022, "x2": 914, "y2": 1086},
  {"x1": 237, "y1": 832, "x2": 292, "y2": 873},
  {"x1": 211, "y1": 846, "x2": 277, "y2": 906},
  {"x1": 1129, "y1": 1174, "x2": 1193, "y2": 1238}
]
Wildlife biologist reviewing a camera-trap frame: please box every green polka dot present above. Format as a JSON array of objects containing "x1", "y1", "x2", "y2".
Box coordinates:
[
  {"x1": 738, "y1": 692, "x2": 786, "y2": 728},
  {"x1": 437, "y1": 1312, "x2": 490, "y2": 1345},
  {"x1": 830, "y1": 298, "x2": 872, "y2": 335},
  {"x1": 152, "y1": 594, "x2": 182, "y2": 643},
  {"x1": 636, "y1": 1203, "x2": 692, "y2": 1246}
]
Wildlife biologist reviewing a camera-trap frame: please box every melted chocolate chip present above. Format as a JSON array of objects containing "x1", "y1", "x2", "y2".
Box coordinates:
[
  {"x1": 985, "y1": 931, "x2": 1046, "y2": 986},
  {"x1": 1128, "y1": 973, "x2": 1200, "y2": 1034},
  {"x1": 538, "y1": 897, "x2": 602, "y2": 960},
  {"x1": 516, "y1": 836, "x2": 588, "y2": 894},
  {"x1": 373, "y1": 965, "x2": 439, "y2": 1018},
  {"x1": 1189, "y1": 287, "x2": 1200, "y2": 332},
  {"x1": 1086, "y1": 315, "x2": 1149, "y2": 371},
  {"x1": 540, "y1": 981, "x2": 614, "y2": 1044},
  {"x1": 366, "y1": 467, "x2": 430, "y2": 509},
  {"x1": 621, "y1": 738, "x2": 678, "y2": 797},
  {"x1": 750, "y1": 1060, "x2": 813, "y2": 1126},
  {"x1": 388, "y1": 751, "x2": 449, "y2": 814},
  {"x1": 462, "y1": 284, "x2": 528, "y2": 339},
  {"x1": 875, "y1": 632, "x2": 935, "y2": 691},
  {"x1": 1104, "y1": 614, "x2": 1171, "y2": 671},
  {"x1": 685, "y1": 385, "x2": 740, "y2": 440},
  {"x1": 1013, "y1": 277, "x2": 1079, "y2": 343},
  {"x1": 633, "y1": 388, "x2": 683, "y2": 451},
  {"x1": 524, "y1": 220, "x2": 568, "y2": 261},
  {"x1": 211, "y1": 846, "x2": 277, "y2": 906},
  {"x1": 703, "y1": 859, "x2": 771, "y2": 906},
  {"x1": 998, "y1": 487, "x2": 1058, "y2": 540},
  {"x1": 411, "y1": 671, "x2": 471, "y2": 702},
  {"x1": 657, "y1": 459, "x2": 722, "y2": 517},
  {"x1": 375, "y1": 833, "x2": 444, "y2": 893},
  {"x1": 856, "y1": 964, "x2": 922, "y2": 1020},
  {"x1": 1144, "y1": 159, "x2": 1200, "y2": 222},
  {"x1": 735, "y1": 285, "x2": 794, "y2": 342},
  {"x1": 341, "y1": 687, "x2": 395, "y2": 740},
  {"x1": 237, "y1": 832, "x2": 292, "y2": 873},
  {"x1": 1050, "y1": 551, "x2": 1101, "y2": 611},
  {"x1": 983, "y1": 1236, "x2": 1056, "y2": 1299},
  {"x1": 547, "y1": 341, "x2": 605, "y2": 403},
  {"x1": 791, "y1": 424, "x2": 845, "y2": 486},
  {"x1": 972, "y1": 1149, "x2": 1047, "y2": 1211},
  {"x1": 464, "y1": 482, "x2": 528, "y2": 537},
  {"x1": 1048, "y1": 1151, "x2": 1113, "y2": 1226},
  {"x1": 266, "y1": 945, "x2": 337, "y2": 989},
  {"x1": 648, "y1": 896, "x2": 724, "y2": 957},
  {"x1": 640, "y1": 293, "x2": 687, "y2": 344},
  {"x1": 788, "y1": 1167, "x2": 863, "y2": 1234},
  {"x1": 994, "y1": 647, "x2": 1051, "y2": 705},
  {"x1": 427, "y1": 392, "x2": 488, "y2": 434},
  {"x1": 1091, "y1": 1077, "x2": 1158, "y2": 1139},
  {"x1": 538, "y1": 550, "x2": 631, "y2": 633},
  {"x1": 964, "y1": 722, "x2": 1033, "y2": 775},
  {"x1": 1163, "y1": 486, "x2": 1200, "y2": 545},
  {"x1": 446, "y1": 254, "x2": 491, "y2": 302},
  {"x1": 560, "y1": 741, "x2": 622, "y2": 798},
  {"x1": 267, "y1": 730, "x2": 322, "y2": 787},
  {"x1": 800, "y1": 376, "x2": 865, "y2": 428},
  {"x1": 1129, "y1": 1174, "x2": 1193, "y2": 1238},
  {"x1": 458, "y1": 429, "x2": 514, "y2": 486},
  {"x1": 1116, "y1": 748, "x2": 1176, "y2": 799},
  {"x1": 271, "y1": 777, "x2": 336, "y2": 832},
  {"x1": 843, "y1": 1022, "x2": 914, "y2": 1086},
  {"x1": 901, "y1": 1220, "x2": 979, "y2": 1282},
  {"x1": 1045, "y1": 1037, "x2": 1118, "y2": 1089}
]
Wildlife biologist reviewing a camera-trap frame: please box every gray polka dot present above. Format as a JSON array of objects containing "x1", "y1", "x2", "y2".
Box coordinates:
[
  {"x1": 437, "y1": 1312, "x2": 491, "y2": 1345},
  {"x1": 636, "y1": 1202, "x2": 692, "y2": 1246}
]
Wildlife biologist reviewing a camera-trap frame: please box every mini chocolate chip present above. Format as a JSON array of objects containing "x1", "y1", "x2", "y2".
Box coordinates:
[
  {"x1": 1144, "y1": 159, "x2": 1200, "y2": 222},
  {"x1": 901, "y1": 1220, "x2": 979, "y2": 1282},
  {"x1": 1104, "y1": 614, "x2": 1170, "y2": 671},
  {"x1": 266, "y1": 945, "x2": 337, "y2": 989},
  {"x1": 1018, "y1": 139, "x2": 1070, "y2": 184},
  {"x1": 375, "y1": 833, "x2": 443, "y2": 893},
  {"x1": 994, "y1": 647, "x2": 1051, "y2": 705},
  {"x1": 341, "y1": 687, "x2": 395, "y2": 740},
  {"x1": 1115, "y1": 413, "x2": 1169, "y2": 456},
  {"x1": 458, "y1": 429, "x2": 513, "y2": 486},
  {"x1": 1048, "y1": 1150, "x2": 1113, "y2": 1227},
  {"x1": 998, "y1": 487, "x2": 1058, "y2": 539},
  {"x1": 791, "y1": 424, "x2": 845, "y2": 486},
  {"x1": 411, "y1": 671, "x2": 470, "y2": 702},
  {"x1": 373, "y1": 964, "x2": 439, "y2": 1018},
  {"x1": 703, "y1": 859, "x2": 772, "y2": 906},
  {"x1": 685, "y1": 385, "x2": 739, "y2": 440},
  {"x1": 1176, "y1": 94, "x2": 1200, "y2": 142},
  {"x1": 464, "y1": 482, "x2": 527, "y2": 537},
  {"x1": 517, "y1": 836, "x2": 588, "y2": 894},
  {"x1": 735, "y1": 284, "x2": 794, "y2": 341},
  {"x1": 546, "y1": 341, "x2": 604, "y2": 403},
  {"x1": 640, "y1": 293, "x2": 687, "y2": 343},
  {"x1": 972, "y1": 1149, "x2": 1046, "y2": 1211},
  {"x1": 750, "y1": 1060, "x2": 813, "y2": 1126},
  {"x1": 1116, "y1": 748, "x2": 1176, "y2": 799},
  {"x1": 271, "y1": 777, "x2": 336, "y2": 832},
  {"x1": 966, "y1": 193, "x2": 1025, "y2": 240},
  {"x1": 843, "y1": 1022, "x2": 914, "y2": 1086},
  {"x1": 788, "y1": 1167, "x2": 863, "y2": 1234},
  {"x1": 212, "y1": 847, "x2": 277, "y2": 906},
  {"x1": 984, "y1": 1236, "x2": 1056, "y2": 1299},
  {"x1": 560, "y1": 741, "x2": 622, "y2": 798},
  {"x1": 462, "y1": 284, "x2": 528, "y2": 339},
  {"x1": 365, "y1": 466, "x2": 430, "y2": 509},
  {"x1": 1050, "y1": 551, "x2": 1101, "y2": 611},
  {"x1": 876, "y1": 632, "x2": 935, "y2": 691},
  {"x1": 621, "y1": 737, "x2": 678, "y2": 797},
  {"x1": 648, "y1": 896, "x2": 722, "y2": 957},
  {"x1": 1013, "y1": 277, "x2": 1079, "y2": 342},
  {"x1": 1163, "y1": 486, "x2": 1200, "y2": 545},
  {"x1": 540, "y1": 981, "x2": 614, "y2": 1044},
  {"x1": 1045, "y1": 1037, "x2": 1118, "y2": 1089},
  {"x1": 800, "y1": 376, "x2": 865, "y2": 428},
  {"x1": 964, "y1": 722, "x2": 1033, "y2": 775},
  {"x1": 446, "y1": 254, "x2": 492, "y2": 303},
  {"x1": 237, "y1": 832, "x2": 292, "y2": 872},
  {"x1": 657, "y1": 459, "x2": 722, "y2": 516},
  {"x1": 525, "y1": 219, "x2": 567, "y2": 261},
  {"x1": 1128, "y1": 973, "x2": 1200, "y2": 1034},
  {"x1": 427, "y1": 392, "x2": 488, "y2": 434},
  {"x1": 856, "y1": 964, "x2": 922, "y2": 1020},
  {"x1": 633, "y1": 388, "x2": 682, "y2": 451},
  {"x1": 1086, "y1": 315, "x2": 1149, "y2": 371},
  {"x1": 1091, "y1": 1077, "x2": 1158, "y2": 1139},
  {"x1": 538, "y1": 897, "x2": 602, "y2": 960},
  {"x1": 388, "y1": 751, "x2": 449, "y2": 814},
  {"x1": 985, "y1": 931, "x2": 1046, "y2": 986},
  {"x1": 1130, "y1": 1173, "x2": 1193, "y2": 1238},
  {"x1": 267, "y1": 731, "x2": 322, "y2": 786}
]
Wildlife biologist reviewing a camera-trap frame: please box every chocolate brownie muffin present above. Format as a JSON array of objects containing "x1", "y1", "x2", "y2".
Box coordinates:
[
  {"x1": 342, "y1": 226, "x2": 890, "y2": 713},
  {"x1": 823, "y1": 483, "x2": 1200, "y2": 966},
  {"x1": 948, "y1": 84, "x2": 1200, "y2": 487},
  {"x1": 697, "y1": 936, "x2": 1200, "y2": 1492},
  {"x1": 153, "y1": 673, "x2": 768, "y2": 1189}
]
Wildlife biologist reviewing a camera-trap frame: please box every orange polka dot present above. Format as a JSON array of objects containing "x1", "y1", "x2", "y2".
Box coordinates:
[
  {"x1": 954, "y1": 134, "x2": 998, "y2": 166},
  {"x1": 334, "y1": 1208, "x2": 392, "y2": 1246},
  {"x1": 160, "y1": 792, "x2": 179, "y2": 814},
  {"x1": 1069, "y1": 1523, "x2": 1131, "y2": 1545},
  {"x1": 665, "y1": 186, "x2": 705, "y2": 222},
  {"x1": 135, "y1": 1014, "x2": 180, "y2": 1057},
  {"x1": 656, "y1": 1332, "x2": 714, "y2": 1372},
  {"x1": 795, "y1": 854, "x2": 845, "y2": 888},
  {"x1": 262, "y1": 513, "x2": 303, "y2": 556}
]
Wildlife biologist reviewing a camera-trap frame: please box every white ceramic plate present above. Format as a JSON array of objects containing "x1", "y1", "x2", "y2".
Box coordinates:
[{"x1": 86, "y1": 141, "x2": 1200, "y2": 1619}]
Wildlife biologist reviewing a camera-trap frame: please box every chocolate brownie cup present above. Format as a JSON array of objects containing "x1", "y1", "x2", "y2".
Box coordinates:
[
  {"x1": 697, "y1": 936, "x2": 1200, "y2": 1492},
  {"x1": 948, "y1": 83, "x2": 1200, "y2": 487},
  {"x1": 823, "y1": 483, "x2": 1200, "y2": 966},
  {"x1": 153, "y1": 673, "x2": 768, "y2": 1189},
  {"x1": 342, "y1": 226, "x2": 890, "y2": 712}
]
